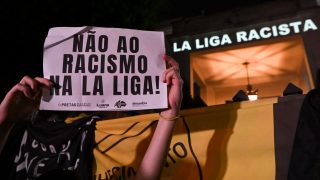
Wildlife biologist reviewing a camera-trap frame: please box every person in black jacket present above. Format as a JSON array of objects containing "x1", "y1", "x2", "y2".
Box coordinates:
[{"x1": 288, "y1": 89, "x2": 320, "y2": 180}]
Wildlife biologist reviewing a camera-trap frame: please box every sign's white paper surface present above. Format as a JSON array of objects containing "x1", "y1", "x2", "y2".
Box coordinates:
[{"x1": 40, "y1": 26, "x2": 167, "y2": 111}]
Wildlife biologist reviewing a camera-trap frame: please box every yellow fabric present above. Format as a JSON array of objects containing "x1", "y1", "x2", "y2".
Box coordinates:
[
  {"x1": 94, "y1": 98, "x2": 277, "y2": 180},
  {"x1": 64, "y1": 113, "x2": 90, "y2": 124}
]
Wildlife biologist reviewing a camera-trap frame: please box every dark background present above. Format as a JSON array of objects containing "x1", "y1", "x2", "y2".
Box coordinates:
[{"x1": 0, "y1": 0, "x2": 273, "y2": 99}]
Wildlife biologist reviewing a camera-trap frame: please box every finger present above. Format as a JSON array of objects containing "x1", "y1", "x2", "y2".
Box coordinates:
[
  {"x1": 32, "y1": 91, "x2": 42, "y2": 103},
  {"x1": 34, "y1": 77, "x2": 54, "y2": 88},
  {"x1": 12, "y1": 83, "x2": 33, "y2": 99},
  {"x1": 32, "y1": 89, "x2": 42, "y2": 101},
  {"x1": 165, "y1": 70, "x2": 175, "y2": 86},
  {"x1": 163, "y1": 55, "x2": 179, "y2": 70},
  {"x1": 162, "y1": 67, "x2": 175, "y2": 83},
  {"x1": 164, "y1": 68, "x2": 180, "y2": 86},
  {"x1": 167, "y1": 70, "x2": 183, "y2": 86},
  {"x1": 19, "y1": 75, "x2": 39, "y2": 92}
]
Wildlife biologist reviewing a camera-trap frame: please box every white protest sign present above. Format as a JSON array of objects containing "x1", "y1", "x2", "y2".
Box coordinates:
[{"x1": 40, "y1": 26, "x2": 167, "y2": 111}]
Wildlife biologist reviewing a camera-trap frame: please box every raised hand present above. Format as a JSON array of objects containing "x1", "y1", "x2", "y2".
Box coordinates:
[
  {"x1": 160, "y1": 55, "x2": 183, "y2": 119},
  {"x1": 136, "y1": 55, "x2": 183, "y2": 179},
  {"x1": 0, "y1": 76, "x2": 53, "y2": 124}
]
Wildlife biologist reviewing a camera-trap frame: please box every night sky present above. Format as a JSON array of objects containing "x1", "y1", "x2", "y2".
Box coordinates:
[{"x1": 0, "y1": 0, "x2": 272, "y2": 99}]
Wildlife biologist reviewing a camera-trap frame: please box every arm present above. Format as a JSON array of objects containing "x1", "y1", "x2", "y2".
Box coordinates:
[
  {"x1": 0, "y1": 76, "x2": 53, "y2": 125},
  {"x1": 136, "y1": 55, "x2": 183, "y2": 180}
]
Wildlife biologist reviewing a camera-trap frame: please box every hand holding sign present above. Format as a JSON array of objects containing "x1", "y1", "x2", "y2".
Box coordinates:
[
  {"x1": 0, "y1": 76, "x2": 53, "y2": 124},
  {"x1": 160, "y1": 55, "x2": 183, "y2": 119},
  {"x1": 135, "y1": 55, "x2": 183, "y2": 179}
]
